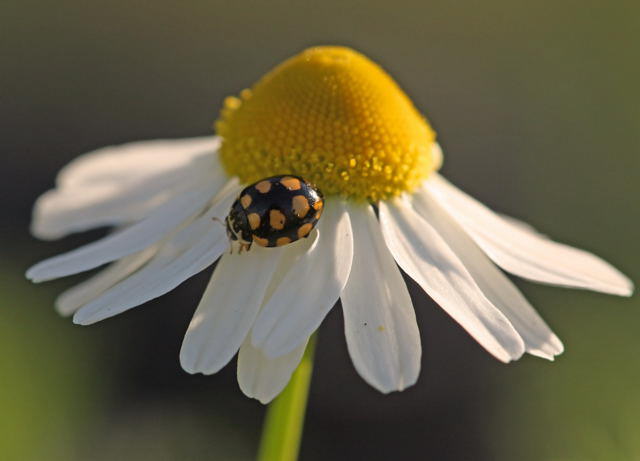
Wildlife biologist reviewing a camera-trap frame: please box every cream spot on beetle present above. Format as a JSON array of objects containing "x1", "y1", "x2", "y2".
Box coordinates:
[
  {"x1": 252, "y1": 235, "x2": 269, "y2": 247},
  {"x1": 297, "y1": 223, "x2": 313, "y2": 238},
  {"x1": 276, "y1": 236, "x2": 292, "y2": 246},
  {"x1": 269, "y1": 209, "x2": 286, "y2": 230},
  {"x1": 255, "y1": 180, "x2": 272, "y2": 193},
  {"x1": 247, "y1": 213, "x2": 261, "y2": 230},
  {"x1": 291, "y1": 195, "x2": 310, "y2": 218},
  {"x1": 280, "y1": 176, "x2": 301, "y2": 190},
  {"x1": 240, "y1": 194, "x2": 252, "y2": 208}
]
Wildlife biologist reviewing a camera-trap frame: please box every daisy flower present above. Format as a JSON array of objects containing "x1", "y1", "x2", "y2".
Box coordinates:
[{"x1": 27, "y1": 46, "x2": 633, "y2": 404}]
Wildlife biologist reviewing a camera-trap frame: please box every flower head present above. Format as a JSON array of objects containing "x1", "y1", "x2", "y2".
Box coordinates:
[
  {"x1": 27, "y1": 46, "x2": 633, "y2": 403},
  {"x1": 216, "y1": 46, "x2": 436, "y2": 201}
]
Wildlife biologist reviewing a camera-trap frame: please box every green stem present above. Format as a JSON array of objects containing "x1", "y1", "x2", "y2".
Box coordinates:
[{"x1": 257, "y1": 333, "x2": 317, "y2": 461}]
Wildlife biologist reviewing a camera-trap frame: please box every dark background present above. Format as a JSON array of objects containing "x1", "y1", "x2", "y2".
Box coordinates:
[{"x1": 1, "y1": 1, "x2": 638, "y2": 460}]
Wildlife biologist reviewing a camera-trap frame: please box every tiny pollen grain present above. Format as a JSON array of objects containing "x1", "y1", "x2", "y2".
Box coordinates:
[{"x1": 215, "y1": 46, "x2": 438, "y2": 201}]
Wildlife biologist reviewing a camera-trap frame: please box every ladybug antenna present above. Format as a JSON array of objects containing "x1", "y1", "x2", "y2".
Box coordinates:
[{"x1": 211, "y1": 216, "x2": 225, "y2": 228}]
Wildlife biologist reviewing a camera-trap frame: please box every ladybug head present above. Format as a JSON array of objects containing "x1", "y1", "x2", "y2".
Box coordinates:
[{"x1": 225, "y1": 199, "x2": 253, "y2": 251}]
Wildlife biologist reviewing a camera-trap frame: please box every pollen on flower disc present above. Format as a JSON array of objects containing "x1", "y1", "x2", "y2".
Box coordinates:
[{"x1": 215, "y1": 46, "x2": 438, "y2": 201}]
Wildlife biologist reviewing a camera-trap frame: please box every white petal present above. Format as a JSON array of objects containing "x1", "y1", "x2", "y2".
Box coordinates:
[
  {"x1": 26, "y1": 183, "x2": 218, "y2": 282},
  {"x1": 32, "y1": 187, "x2": 169, "y2": 240},
  {"x1": 379, "y1": 198, "x2": 525, "y2": 362},
  {"x1": 412, "y1": 188, "x2": 563, "y2": 360},
  {"x1": 251, "y1": 200, "x2": 354, "y2": 358},
  {"x1": 341, "y1": 203, "x2": 421, "y2": 392},
  {"x1": 55, "y1": 245, "x2": 158, "y2": 316},
  {"x1": 72, "y1": 181, "x2": 240, "y2": 325},
  {"x1": 180, "y1": 246, "x2": 283, "y2": 375},
  {"x1": 246, "y1": 233, "x2": 319, "y2": 354},
  {"x1": 497, "y1": 213, "x2": 542, "y2": 234},
  {"x1": 425, "y1": 174, "x2": 633, "y2": 296},
  {"x1": 32, "y1": 137, "x2": 222, "y2": 240},
  {"x1": 237, "y1": 336, "x2": 308, "y2": 404},
  {"x1": 57, "y1": 137, "x2": 219, "y2": 188}
]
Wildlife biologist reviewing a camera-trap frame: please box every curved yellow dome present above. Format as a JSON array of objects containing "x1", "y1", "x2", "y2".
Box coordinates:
[{"x1": 215, "y1": 46, "x2": 437, "y2": 201}]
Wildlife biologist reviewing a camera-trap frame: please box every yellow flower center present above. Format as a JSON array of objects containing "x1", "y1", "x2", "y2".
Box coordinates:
[{"x1": 215, "y1": 46, "x2": 437, "y2": 201}]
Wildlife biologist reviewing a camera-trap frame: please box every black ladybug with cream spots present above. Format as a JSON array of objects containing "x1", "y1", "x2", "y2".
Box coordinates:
[{"x1": 225, "y1": 175, "x2": 324, "y2": 251}]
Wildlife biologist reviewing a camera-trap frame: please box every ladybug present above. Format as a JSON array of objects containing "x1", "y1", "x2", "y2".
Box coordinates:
[{"x1": 225, "y1": 175, "x2": 324, "y2": 252}]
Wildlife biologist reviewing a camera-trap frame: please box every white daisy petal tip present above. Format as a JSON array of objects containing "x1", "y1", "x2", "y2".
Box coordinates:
[
  {"x1": 237, "y1": 337, "x2": 308, "y2": 404},
  {"x1": 368, "y1": 366, "x2": 420, "y2": 394},
  {"x1": 179, "y1": 350, "x2": 207, "y2": 376},
  {"x1": 54, "y1": 301, "x2": 72, "y2": 317},
  {"x1": 411, "y1": 187, "x2": 570, "y2": 365},
  {"x1": 251, "y1": 391, "x2": 281, "y2": 404},
  {"x1": 425, "y1": 174, "x2": 634, "y2": 298},
  {"x1": 614, "y1": 276, "x2": 634, "y2": 297},
  {"x1": 25, "y1": 267, "x2": 40, "y2": 283},
  {"x1": 180, "y1": 246, "x2": 282, "y2": 376},
  {"x1": 30, "y1": 194, "x2": 63, "y2": 241},
  {"x1": 179, "y1": 336, "x2": 221, "y2": 376},
  {"x1": 25, "y1": 183, "x2": 219, "y2": 283},
  {"x1": 59, "y1": 182, "x2": 238, "y2": 326},
  {"x1": 341, "y1": 203, "x2": 421, "y2": 394},
  {"x1": 55, "y1": 293, "x2": 85, "y2": 317},
  {"x1": 71, "y1": 311, "x2": 92, "y2": 326},
  {"x1": 530, "y1": 351, "x2": 556, "y2": 362},
  {"x1": 52, "y1": 246, "x2": 160, "y2": 317},
  {"x1": 30, "y1": 137, "x2": 222, "y2": 242},
  {"x1": 379, "y1": 198, "x2": 526, "y2": 364},
  {"x1": 523, "y1": 331, "x2": 564, "y2": 361}
]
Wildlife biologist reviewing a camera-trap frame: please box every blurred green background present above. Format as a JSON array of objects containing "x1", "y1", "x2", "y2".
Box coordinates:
[{"x1": 1, "y1": 1, "x2": 638, "y2": 460}]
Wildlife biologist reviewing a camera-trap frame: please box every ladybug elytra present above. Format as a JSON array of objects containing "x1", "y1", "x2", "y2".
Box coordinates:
[{"x1": 225, "y1": 175, "x2": 324, "y2": 252}]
